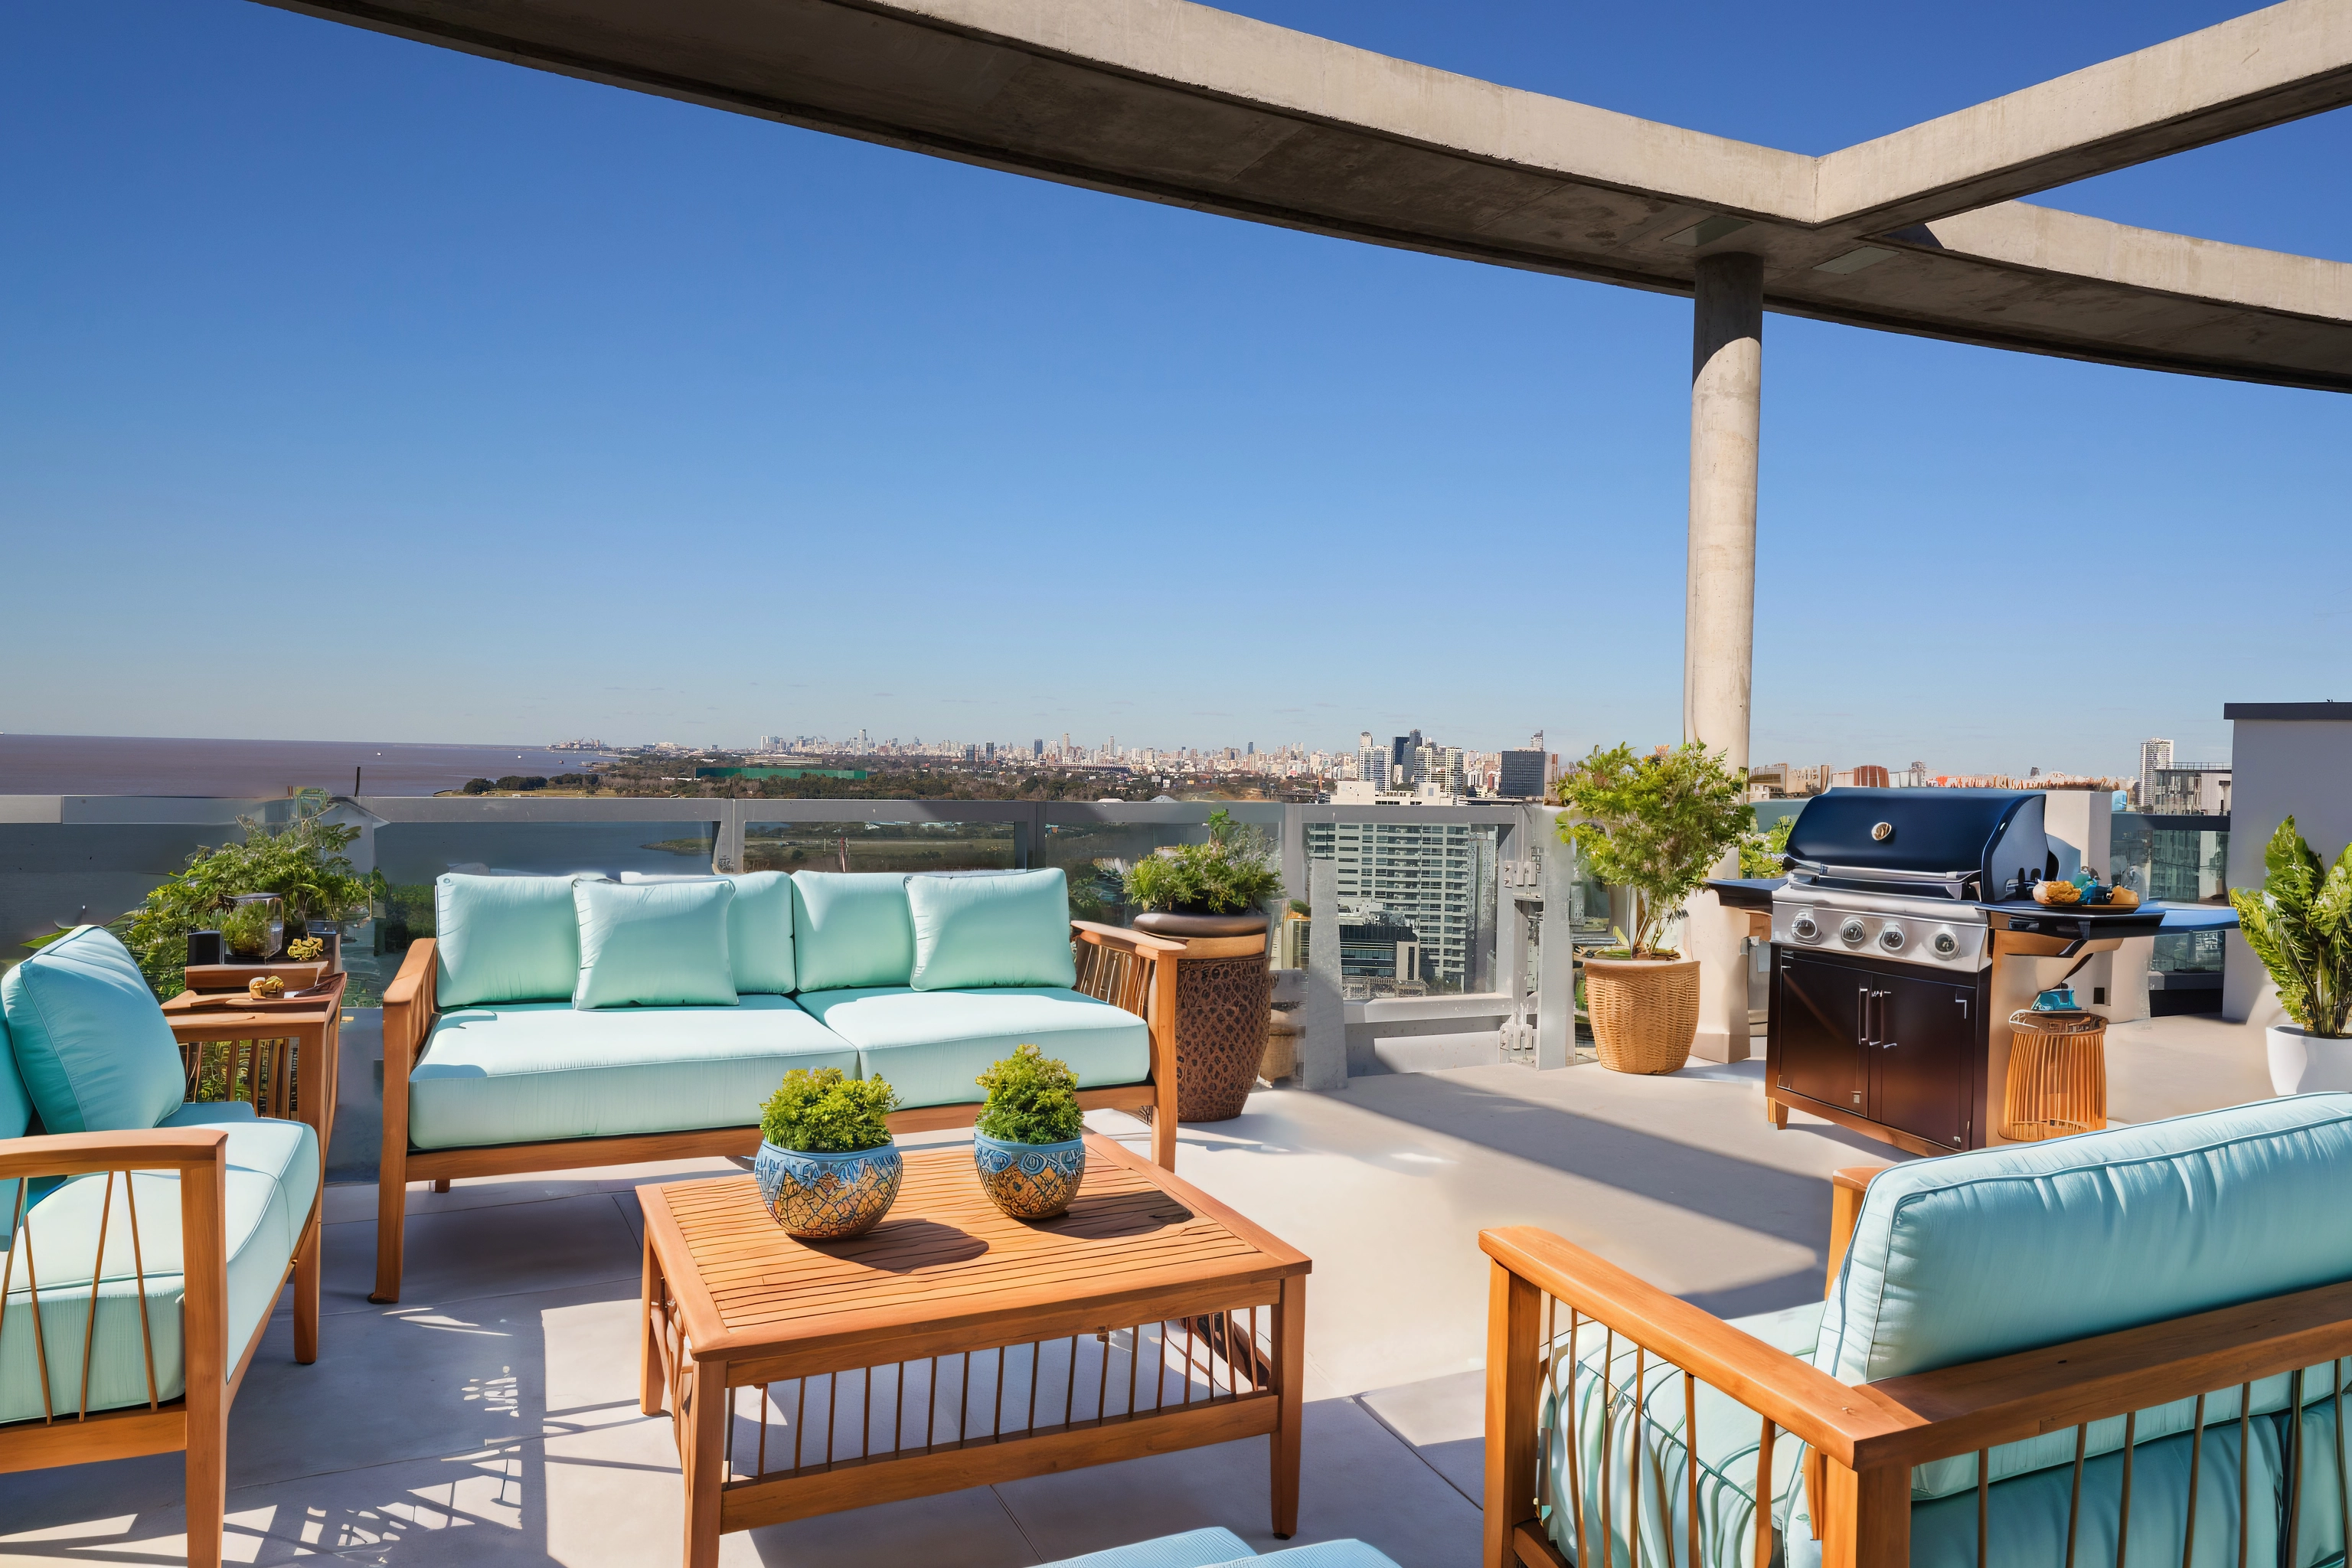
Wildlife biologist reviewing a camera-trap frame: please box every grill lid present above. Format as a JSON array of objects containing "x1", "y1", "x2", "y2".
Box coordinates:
[{"x1": 1781, "y1": 788, "x2": 2049, "y2": 899}]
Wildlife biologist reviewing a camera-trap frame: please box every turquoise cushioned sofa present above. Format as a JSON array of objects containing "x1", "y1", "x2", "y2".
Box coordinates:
[
  {"x1": 372, "y1": 868, "x2": 1182, "y2": 1302},
  {"x1": 1482, "y1": 1096, "x2": 2352, "y2": 1568},
  {"x1": 0, "y1": 926, "x2": 323, "y2": 1568}
]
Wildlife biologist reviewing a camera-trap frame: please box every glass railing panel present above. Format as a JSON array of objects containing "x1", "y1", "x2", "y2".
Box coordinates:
[
  {"x1": 1040, "y1": 804, "x2": 1285, "y2": 929},
  {"x1": 370, "y1": 819, "x2": 720, "y2": 959},
  {"x1": 2110, "y1": 812, "x2": 2230, "y2": 904},
  {"x1": 1303, "y1": 808, "x2": 1503, "y2": 995},
  {"x1": 743, "y1": 820, "x2": 1016, "y2": 874}
]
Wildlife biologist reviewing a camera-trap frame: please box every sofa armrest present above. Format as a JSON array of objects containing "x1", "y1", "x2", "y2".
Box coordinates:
[
  {"x1": 1070, "y1": 922, "x2": 1184, "y2": 1170},
  {"x1": 0, "y1": 1125, "x2": 231, "y2": 1182}
]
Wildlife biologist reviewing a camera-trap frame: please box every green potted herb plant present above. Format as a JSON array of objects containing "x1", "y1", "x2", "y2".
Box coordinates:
[
  {"x1": 754, "y1": 1067, "x2": 902, "y2": 1240},
  {"x1": 1554, "y1": 741, "x2": 1754, "y2": 1074},
  {"x1": 972, "y1": 1044, "x2": 1087, "y2": 1220},
  {"x1": 1121, "y1": 809, "x2": 1285, "y2": 1121},
  {"x1": 2233, "y1": 818, "x2": 2352, "y2": 1095}
]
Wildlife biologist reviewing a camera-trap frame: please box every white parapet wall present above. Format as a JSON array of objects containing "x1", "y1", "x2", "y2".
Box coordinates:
[{"x1": 2223, "y1": 705, "x2": 2352, "y2": 1023}]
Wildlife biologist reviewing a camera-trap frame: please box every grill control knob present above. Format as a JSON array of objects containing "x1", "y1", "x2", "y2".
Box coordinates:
[
  {"x1": 1790, "y1": 913, "x2": 1819, "y2": 942},
  {"x1": 1932, "y1": 929, "x2": 1959, "y2": 958},
  {"x1": 1879, "y1": 926, "x2": 1906, "y2": 952},
  {"x1": 1839, "y1": 917, "x2": 1867, "y2": 946}
]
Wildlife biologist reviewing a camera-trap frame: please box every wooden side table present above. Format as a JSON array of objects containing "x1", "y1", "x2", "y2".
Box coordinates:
[
  {"x1": 164, "y1": 969, "x2": 347, "y2": 1158},
  {"x1": 639, "y1": 1133, "x2": 1310, "y2": 1568}
]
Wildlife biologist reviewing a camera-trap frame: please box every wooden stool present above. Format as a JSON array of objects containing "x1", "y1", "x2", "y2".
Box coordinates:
[{"x1": 2002, "y1": 1010, "x2": 2109, "y2": 1141}]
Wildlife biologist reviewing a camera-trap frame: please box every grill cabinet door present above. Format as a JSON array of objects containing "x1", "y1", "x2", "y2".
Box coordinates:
[
  {"x1": 1868, "y1": 974, "x2": 1975, "y2": 1149},
  {"x1": 1774, "y1": 953, "x2": 1867, "y2": 1115}
]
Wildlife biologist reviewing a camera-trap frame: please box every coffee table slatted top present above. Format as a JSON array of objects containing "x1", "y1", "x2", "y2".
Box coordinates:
[{"x1": 640, "y1": 1133, "x2": 1308, "y2": 1362}]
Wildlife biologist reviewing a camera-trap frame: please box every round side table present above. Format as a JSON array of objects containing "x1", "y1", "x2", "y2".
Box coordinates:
[{"x1": 2001, "y1": 1009, "x2": 2109, "y2": 1142}]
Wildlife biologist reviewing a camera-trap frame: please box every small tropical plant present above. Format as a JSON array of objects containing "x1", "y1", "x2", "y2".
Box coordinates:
[
  {"x1": 122, "y1": 790, "x2": 376, "y2": 998},
  {"x1": 1553, "y1": 742, "x2": 1755, "y2": 959},
  {"x1": 1738, "y1": 815, "x2": 1795, "y2": 879},
  {"x1": 2231, "y1": 816, "x2": 2352, "y2": 1038},
  {"x1": 760, "y1": 1067, "x2": 899, "y2": 1152},
  {"x1": 1123, "y1": 808, "x2": 1285, "y2": 914},
  {"x1": 975, "y1": 1044, "x2": 1084, "y2": 1145}
]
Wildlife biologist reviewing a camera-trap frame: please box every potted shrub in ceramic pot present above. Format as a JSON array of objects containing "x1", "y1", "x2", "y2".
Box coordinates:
[
  {"x1": 1554, "y1": 742, "x2": 1754, "y2": 1075},
  {"x1": 2232, "y1": 817, "x2": 2352, "y2": 1095},
  {"x1": 1122, "y1": 809, "x2": 1286, "y2": 1119},
  {"x1": 754, "y1": 1067, "x2": 903, "y2": 1240},
  {"x1": 972, "y1": 1044, "x2": 1087, "y2": 1220}
]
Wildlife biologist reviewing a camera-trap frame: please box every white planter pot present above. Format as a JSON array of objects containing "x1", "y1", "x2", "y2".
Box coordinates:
[{"x1": 2265, "y1": 1024, "x2": 2352, "y2": 1096}]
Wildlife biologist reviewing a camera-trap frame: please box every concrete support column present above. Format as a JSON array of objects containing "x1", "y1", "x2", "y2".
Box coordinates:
[{"x1": 1685, "y1": 253, "x2": 1764, "y2": 1063}]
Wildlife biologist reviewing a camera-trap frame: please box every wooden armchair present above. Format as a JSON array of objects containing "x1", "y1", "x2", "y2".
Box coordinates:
[
  {"x1": 0, "y1": 1126, "x2": 322, "y2": 1568},
  {"x1": 1483, "y1": 1165, "x2": 2352, "y2": 1567},
  {"x1": 372, "y1": 920, "x2": 1182, "y2": 1302}
]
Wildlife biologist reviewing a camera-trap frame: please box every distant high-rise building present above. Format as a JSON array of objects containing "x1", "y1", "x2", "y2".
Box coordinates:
[
  {"x1": 1356, "y1": 731, "x2": 1387, "y2": 789},
  {"x1": 1391, "y1": 730, "x2": 1422, "y2": 778},
  {"x1": 1496, "y1": 750, "x2": 1548, "y2": 799},
  {"x1": 1852, "y1": 764, "x2": 1891, "y2": 788},
  {"x1": 1033, "y1": 739, "x2": 1044, "y2": 757},
  {"x1": 2139, "y1": 739, "x2": 2174, "y2": 808},
  {"x1": 1246, "y1": 741, "x2": 1254, "y2": 756}
]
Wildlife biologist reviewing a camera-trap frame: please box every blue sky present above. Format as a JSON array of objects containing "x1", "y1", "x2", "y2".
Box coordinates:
[{"x1": 3, "y1": 1, "x2": 2345, "y2": 776}]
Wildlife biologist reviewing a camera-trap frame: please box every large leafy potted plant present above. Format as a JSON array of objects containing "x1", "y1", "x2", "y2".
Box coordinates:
[
  {"x1": 972, "y1": 1044, "x2": 1087, "y2": 1220},
  {"x1": 753, "y1": 1067, "x2": 902, "y2": 1240},
  {"x1": 1122, "y1": 808, "x2": 1285, "y2": 1120},
  {"x1": 1554, "y1": 742, "x2": 1755, "y2": 1074},
  {"x1": 2232, "y1": 818, "x2": 2352, "y2": 1095}
]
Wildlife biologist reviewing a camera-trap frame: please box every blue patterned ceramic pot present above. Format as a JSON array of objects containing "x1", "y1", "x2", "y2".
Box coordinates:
[
  {"x1": 753, "y1": 1140, "x2": 903, "y2": 1240},
  {"x1": 973, "y1": 1131, "x2": 1086, "y2": 1220}
]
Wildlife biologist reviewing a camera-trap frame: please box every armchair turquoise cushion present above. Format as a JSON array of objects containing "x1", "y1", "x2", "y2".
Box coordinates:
[
  {"x1": 0, "y1": 926, "x2": 184, "y2": 1136},
  {"x1": 790, "y1": 873, "x2": 915, "y2": 991},
  {"x1": 572, "y1": 878, "x2": 738, "y2": 1009},
  {"x1": 0, "y1": 1007, "x2": 26, "y2": 1246},
  {"x1": 0, "y1": 1103, "x2": 317, "y2": 1425},
  {"x1": 907, "y1": 870, "x2": 1077, "y2": 991},
  {"x1": 435, "y1": 874, "x2": 597, "y2": 1007}
]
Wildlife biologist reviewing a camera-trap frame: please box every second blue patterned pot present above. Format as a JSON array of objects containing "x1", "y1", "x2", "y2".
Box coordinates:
[
  {"x1": 973, "y1": 1131, "x2": 1086, "y2": 1220},
  {"x1": 753, "y1": 1140, "x2": 902, "y2": 1240}
]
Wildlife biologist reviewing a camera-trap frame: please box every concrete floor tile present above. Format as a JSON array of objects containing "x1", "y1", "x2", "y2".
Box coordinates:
[
  {"x1": 994, "y1": 1396, "x2": 1478, "y2": 1566},
  {"x1": 322, "y1": 1191, "x2": 642, "y2": 1316},
  {"x1": 1357, "y1": 1370, "x2": 1485, "y2": 1504}
]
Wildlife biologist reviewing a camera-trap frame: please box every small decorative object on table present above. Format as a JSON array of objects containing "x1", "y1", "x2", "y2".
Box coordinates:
[
  {"x1": 221, "y1": 893, "x2": 285, "y2": 960},
  {"x1": 247, "y1": 974, "x2": 286, "y2": 1001},
  {"x1": 972, "y1": 1043, "x2": 1087, "y2": 1219},
  {"x1": 286, "y1": 934, "x2": 325, "y2": 963},
  {"x1": 753, "y1": 1067, "x2": 902, "y2": 1240}
]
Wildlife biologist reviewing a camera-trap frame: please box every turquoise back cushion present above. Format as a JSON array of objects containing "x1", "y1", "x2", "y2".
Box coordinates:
[
  {"x1": 0, "y1": 1005, "x2": 25, "y2": 1244},
  {"x1": 1821, "y1": 1095, "x2": 2352, "y2": 1387},
  {"x1": 790, "y1": 874, "x2": 915, "y2": 991},
  {"x1": 435, "y1": 874, "x2": 595, "y2": 1007},
  {"x1": 573, "y1": 879, "x2": 739, "y2": 1009},
  {"x1": 724, "y1": 872, "x2": 795, "y2": 994},
  {"x1": 907, "y1": 870, "x2": 1076, "y2": 991},
  {"x1": 0, "y1": 926, "x2": 184, "y2": 1135}
]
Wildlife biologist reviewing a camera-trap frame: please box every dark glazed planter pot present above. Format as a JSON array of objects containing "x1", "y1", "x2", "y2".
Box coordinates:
[{"x1": 1134, "y1": 910, "x2": 1273, "y2": 1122}]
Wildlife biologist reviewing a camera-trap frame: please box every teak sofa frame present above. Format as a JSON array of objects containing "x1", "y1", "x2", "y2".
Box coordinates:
[
  {"x1": 1484, "y1": 1165, "x2": 2352, "y2": 1568},
  {"x1": 0, "y1": 1125, "x2": 324, "y2": 1568},
  {"x1": 372, "y1": 920, "x2": 1184, "y2": 1302}
]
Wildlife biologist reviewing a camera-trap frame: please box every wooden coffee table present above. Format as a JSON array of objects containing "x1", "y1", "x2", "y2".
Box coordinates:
[{"x1": 637, "y1": 1132, "x2": 1310, "y2": 1568}]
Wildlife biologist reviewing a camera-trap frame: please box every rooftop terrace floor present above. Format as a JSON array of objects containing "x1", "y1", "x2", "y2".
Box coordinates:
[{"x1": 0, "y1": 1011, "x2": 2274, "y2": 1567}]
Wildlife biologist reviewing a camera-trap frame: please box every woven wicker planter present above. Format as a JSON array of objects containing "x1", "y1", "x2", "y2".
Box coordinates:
[
  {"x1": 1582, "y1": 955, "x2": 1702, "y2": 1074},
  {"x1": 1130, "y1": 912, "x2": 1272, "y2": 1122}
]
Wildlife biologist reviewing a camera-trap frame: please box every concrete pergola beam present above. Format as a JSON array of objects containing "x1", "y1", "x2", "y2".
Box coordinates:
[
  {"x1": 260, "y1": 0, "x2": 2352, "y2": 392},
  {"x1": 1815, "y1": 0, "x2": 2352, "y2": 232}
]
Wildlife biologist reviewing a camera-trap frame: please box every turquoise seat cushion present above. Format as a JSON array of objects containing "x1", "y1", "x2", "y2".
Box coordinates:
[
  {"x1": 723, "y1": 872, "x2": 795, "y2": 995},
  {"x1": 1821, "y1": 1096, "x2": 2352, "y2": 1498},
  {"x1": 796, "y1": 987, "x2": 1149, "y2": 1109},
  {"x1": 1036, "y1": 1527, "x2": 1255, "y2": 1568},
  {"x1": 790, "y1": 873, "x2": 915, "y2": 991},
  {"x1": 407, "y1": 995, "x2": 858, "y2": 1150},
  {"x1": 0, "y1": 1006, "x2": 26, "y2": 1246},
  {"x1": 1547, "y1": 1300, "x2": 1823, "y2": 1568},
  {"x1": 572, "y1": 877, "x2": 738, "y2": 1009},
  {"x1": 1228, "y1": 1547, "x2": 1399, "y2": 1567},
  {"x1": 1782, "y1": 1416, "x2": 2282, "y2": 1568},
  {"x1": 907, "y1": 870, "x2": 1077, "y2": 991},
  {"x1": 0, "y1": 1106, "x2": 317, "y2": 1425},
  {"x1": 434, "y1": 874, "x2": 596, "y2": 1008},
  {"x1": 0, "y1": 925, "x2": 185, "y2": 1135}
]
